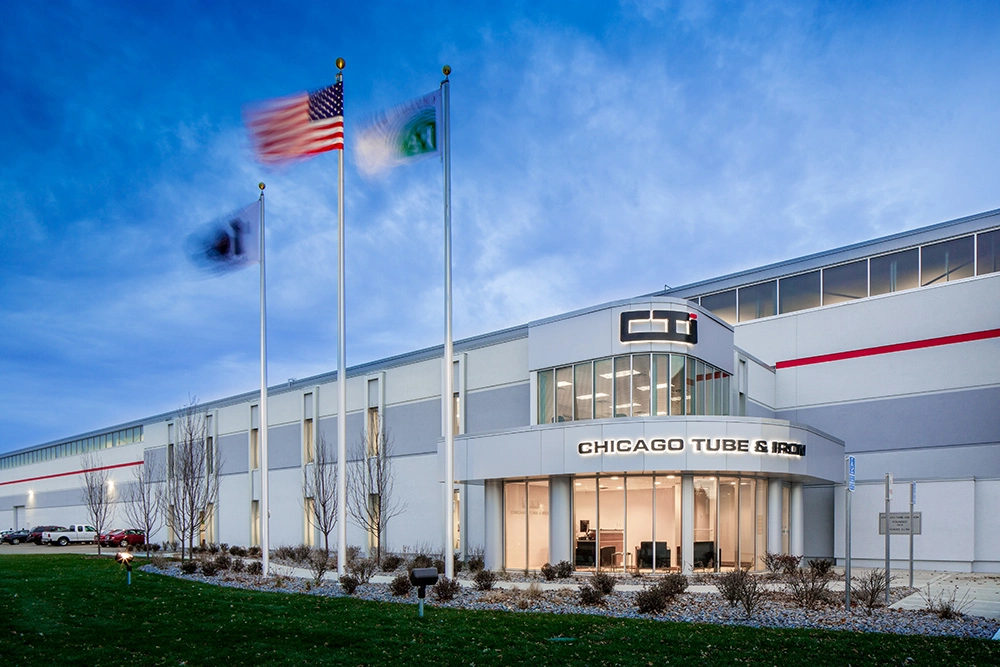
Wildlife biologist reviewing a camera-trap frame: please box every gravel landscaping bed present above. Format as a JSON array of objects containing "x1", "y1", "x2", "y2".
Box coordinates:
[{"x1": 140, "y1": 562, "x2": 999, "y2": 640}]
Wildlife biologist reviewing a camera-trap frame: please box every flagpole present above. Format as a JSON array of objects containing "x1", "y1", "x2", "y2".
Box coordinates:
[
  {"x1": 335, "y1": 58, "x2": 348, "y2": 578},
  {"x1": 258, "y1": 181, "x2": 270, "y2": 576},
  {"x1": 441, "y1": 65, "x2": 455, "y2": 580}
]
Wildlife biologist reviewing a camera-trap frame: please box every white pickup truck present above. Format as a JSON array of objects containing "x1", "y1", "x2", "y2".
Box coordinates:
[{"x1": 42, "y1": 524, "x2": 97, "y2": 546}]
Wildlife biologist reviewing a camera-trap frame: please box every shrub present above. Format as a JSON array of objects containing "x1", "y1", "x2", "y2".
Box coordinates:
[
  {"x1": 246, "y1": 560, "x2": 263, "y2": 576},
  {"x1": 212, "y1": 554, "x2": 232, "y2": 572},
  {"x1": 219, "y1": 543, "x2": 229, "y2": 553},
  {"x1": 381, "y1": 554, "x2": 404, "y2": 572},
  {"x1": 207, "y1": 543, "x2": 221, "y2": 555},
  {"x1": 920, "y1": 585, "x2": 972, "y2": 619},
  {"x1": 660, "y1": 573, "x2": 689, "y2": 597},
  {"x1": 578, "y1": 584, "x2": 604, "y2": 605},
  {"x1": 308, "y1": 549, "x2": 333, "y2": 586},
  {"x1": 339, "y1": 574, "x2": 360, "y2": 595},
  {"x1": 467, "y1": 546, "x2": 485, "y2": 572},
  {"x1": 409, "y1": 553, "x2": 434, "y2": 570},
  {"x1": 180, "y1": 560, "x2": 198, "y2": 575},
  {"x1": 433, "y1": 558, "x2": 446, "y2": 574},
  {"x1": 347, "y1": 557, "x2": 378, "y2": 584},
  {"x1": 200, "y1": 560, "x2": 219, "y2": 577},
  {"x1": 345, "y1": 545, "x2": 361, "y2": 564},
  {"x1": 635, "y1": 575, "x2": 689, "y2": 614},
  {"x1": 716, "y1": 569, "x2": 748, "y2": 607},
  {"x1": 248, "y1": 546, "x2": 262, "y2": 558},
  {"x1": 540, "y1": 563, "x2": 557, "y2": 581},
  {"x1": 636, "y1": 584, "x2": 670, "y2": 614},
  {"x1": 853, "y1": 568, "x2": 890, "y2": 615},
  {"x1": 453, "y1": 554, "x2": 464, "y2": 573},
  {"x1": 231, "y1": 557, "x2": 246, "y2": 573},
  {"x1": 150, "y1": 543, "x2": 161, "y2": 552},
  {"x1": 762, "y1": 551, "x2": 803, "y2": 576},
  {"x1": 555, "y1": 560, "x2": 574, "y2": 579},
  {"x1": 433, "y1": 575, "x2": 462, "y2": 601},
  {"x1": 389, "y1": 574, "x2": 413, "y2": 597},
  {"x1": 787, "y1": 567, "x2": 833, "y2": 609},
  {"x1": 809, "y1": 558, "x2": 835, "y2": 577},
  {"x1": 474, "y1": 569, "x2": 497, "y2": 591},
  {"x1": 229, "y1": 545, "x2": 248, "y2": 557},
  {"x1": 590, "y1": 571, "x2": 616, "y2": 595}
]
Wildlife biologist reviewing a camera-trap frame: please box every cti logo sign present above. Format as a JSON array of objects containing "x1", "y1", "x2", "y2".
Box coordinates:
[{"x1": 620, "y1": 310, "x2": 698, "y2": 345}]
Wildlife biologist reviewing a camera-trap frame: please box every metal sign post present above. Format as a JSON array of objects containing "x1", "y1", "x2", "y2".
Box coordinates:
[
  {"x1": 884, "y1": 473, "x2": 892, "y2": 606},
  {"x1": 909, "y1": 481, "x2": 916, "y2": 589},
  {"x1": 845, "y1": 455, "x2": 855, "y2": 613}
]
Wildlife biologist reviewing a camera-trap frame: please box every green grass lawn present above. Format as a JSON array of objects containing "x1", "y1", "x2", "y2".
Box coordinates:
[{"x1": 1, "y1": 555, "x2": 996, "y2": 666}]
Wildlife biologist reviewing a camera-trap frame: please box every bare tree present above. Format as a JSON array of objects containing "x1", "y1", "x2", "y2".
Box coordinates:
[
  {"x1": 303, "y1": 433, "x2": 338, "y2": 558},
  {"x1": 347, "y1": 413, "x2": 406, "y2": 564},
  {"x1": 165, "y1": 401, "x2": 221, "y2": 561},
  {"x1": 122, "y1": 455, "x2": 164, "y2": 557},
  {"x1": 81, "y1": 452, "x2": 114, "y2": 556}
]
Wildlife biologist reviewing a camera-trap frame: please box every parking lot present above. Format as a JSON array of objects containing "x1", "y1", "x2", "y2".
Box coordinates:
[{"x1": 0, "y1": 542, "x2": 116, "y2": 556}]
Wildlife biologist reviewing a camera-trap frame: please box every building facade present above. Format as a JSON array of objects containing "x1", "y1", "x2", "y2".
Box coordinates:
[{"x1": 2, "y1": 209, "x2": 999, "y2": 573}]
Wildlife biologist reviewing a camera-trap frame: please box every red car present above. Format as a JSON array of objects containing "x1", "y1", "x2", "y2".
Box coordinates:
[
  {"x1": 28, "y1": 525, "x2": 65, "y2": 545},
  {"x1": 103, "y1": 528, "x2": 145, "y2": 548}
]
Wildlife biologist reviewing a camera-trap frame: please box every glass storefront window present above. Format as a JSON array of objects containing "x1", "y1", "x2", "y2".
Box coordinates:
[
  {"x1": 921, "y1": 236, "x2": 974, "y2": 286},
  {"x1": 537, "y1": 370, "x2": 554, "y2": 424},
  {"x1": 555, "y1": 366, "x2": 573, "y2": 423},
  {"x1": 504, "y1": 481, "x2": 527, "y2": 571},
  {"x1": 573, "y1": 362, "x2": 593, "y2": 420},
  {"x1": 718, "y1": 478, "x2": 738, "y2": 569},
  {"x1": 626, "y1": 476, "x2": 653, "y2": 572},
  {"x1": 978, "y1": 229, "x2": 1000, "y2": 275},
  {"x1": 527, "y1": 481, "x2": 550, "y2": 569},
  {"x1": 693, "y1": 477, "x2": 717, "y2": 570},
  {"x1": 633, "y1": 355, "x2": 651, "y2": 417},
  {"x1": 779, "y1": 270, "x2": 821, "y2": 314},
  {"x1": 823, "y1": 259, "x2": 868, "y2": 304},
  {"x1": 598, "y1": 476, "x2": 625, "y2": 570},
  {"x1": 573, "y1": 478, "x2": 597, "y2": 568},
  {"x1": 739, "y1": 479, "x2": 756, "y2": 569},
  {"x1": 870, "y1": 248, "x2": 919, "y2": 296},
  {"x1": 653, "y1": 475, "x2": 680, "y2": 570},
  {"x1": 594, "y1": 359, "x2": 613, "y2": 419}
]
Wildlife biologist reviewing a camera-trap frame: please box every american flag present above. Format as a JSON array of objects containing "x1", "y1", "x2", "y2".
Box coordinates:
[{"x1": 246, "y1": 81, "x2": 343, "y2": 163}]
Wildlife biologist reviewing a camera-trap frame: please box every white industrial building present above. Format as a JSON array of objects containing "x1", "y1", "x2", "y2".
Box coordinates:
[{"x1": 2, "y1": 208, "x2": 998, "y2": 573}]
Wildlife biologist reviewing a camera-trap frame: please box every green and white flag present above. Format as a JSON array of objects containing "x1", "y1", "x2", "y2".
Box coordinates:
[{"x1": 356, "y1": 90, "x2": 440, "y2": 176}]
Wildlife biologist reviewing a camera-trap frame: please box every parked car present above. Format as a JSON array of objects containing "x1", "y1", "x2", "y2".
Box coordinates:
[
  {"x1": 105, "y1": 529, "x2": 146, "y2": 548},
  {"x1": 99, "y1": 528, "x2": 124, "y2": 547},
  {"x1": 42, "y1": 524, "x2": 97, "y2": 546},
  {"x1": 2, "y1": 529, "x2": 31, "y2": 545},
  {"x1": 28, "y1": 525, "x2": 64, "y2": 545}
]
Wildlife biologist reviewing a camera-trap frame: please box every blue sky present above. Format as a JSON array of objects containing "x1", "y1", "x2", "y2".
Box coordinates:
[{"x1": 2, "y1": 1, "x2": 999, "y2": 456}]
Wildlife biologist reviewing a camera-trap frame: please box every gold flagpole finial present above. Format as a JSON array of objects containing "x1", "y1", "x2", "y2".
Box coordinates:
[
  {"x1": 259, "y1": 182, "x2": 265, "y2": 191},
  {"x1": 336, "y1": 58, "x2": 346, "y2": 70},
  {"x1": 442, "y1": 64, "x2": 451, "y2": 77}
]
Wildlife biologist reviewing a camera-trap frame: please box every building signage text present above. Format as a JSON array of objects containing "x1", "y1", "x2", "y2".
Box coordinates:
[{"x1": 577, "y1": 437, "x2": 806, "y2": 458}]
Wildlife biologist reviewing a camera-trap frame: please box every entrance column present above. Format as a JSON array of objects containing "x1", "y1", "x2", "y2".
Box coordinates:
[
  {"x1": 768, "y1": 479, "x2": 783, "y2": 554},
  {"x1": 549, "y1": 477, "x2": 572, "y2": 565},
  {"x1": 790, "y1": 482, "x2": 804, "y2": 558},
  {"x1": 484, "y1": 479, "x2": 504, "y2": 571},
  {"x1": 681, "y1": 474, "x2": 694, "y2": 573}
]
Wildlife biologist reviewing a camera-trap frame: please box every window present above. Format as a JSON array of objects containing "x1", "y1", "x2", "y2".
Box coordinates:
[
  {"x1": 574, "y1": 362, "x2": 593, "y2": 420},
  {"x1": 700, "y1": 289, "x2": 737, "y2": 325},
  {"x1": 304, "y1": 497, "x2": 315, "y2": 547},
  {"x1": 779, "y1": 271, "x2": 820, "y2": 314},
  {"x1": 822, "y1": 259, "x2": 868, "y2": 304},
  {"x1": 614, "y1": 356, "x2": 632, "y2": 418},
  {"x1": 632, "y1": 355, "x2": 651, "y2": 417},
  {"x1": 870, "y1": 248, "x2": 919, "y2": 295},
  {"x1": 652, "y1": 354, "x2": 669, "y2": 416},
  {"x1": 367, "y1": 407, "x2": 380, "y2": 457},
  {"x1": 921, "y1": 236, "x2": 974, "y2": 286},
  {"x1": 594, "y1": 359, "x2": 613, "y2": 419},
  {"x1": 304, "y1": 418, "x2": 315, "y2": 464},
  {"x1": 537, "y1": 369, "x2": 554, "y2": 424},
  {"x1": 978, "y1": 229, "x2": 1000, "y2": 275},
  {"x1": 250, "y1": 428, "x2": 259, "y2": 470},
  {"x1": 555, "y1": 366, "x2": 573, "y2": 422},
  {"x1": 738, "y1": 281, "x2": 776, "y2": 322}
]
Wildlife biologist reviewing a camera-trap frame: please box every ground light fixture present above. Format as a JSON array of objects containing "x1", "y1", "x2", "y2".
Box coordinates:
[
  {"x1": 115, "y1": 551, "x2": 134, "y2": 585},
  {"x1": 408, "y1": 567, "x2": 439, "y2": 618}
]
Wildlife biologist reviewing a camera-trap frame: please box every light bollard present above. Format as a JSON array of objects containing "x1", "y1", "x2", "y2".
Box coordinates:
[
  {"x1": 115, "y1": 551, "x2": 134, "y2": 585},
  {"x1": 409, "y1": 567, "x2": 439, "y2": 618}
]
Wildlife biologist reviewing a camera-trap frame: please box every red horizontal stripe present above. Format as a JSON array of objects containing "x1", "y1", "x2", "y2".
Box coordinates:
[
  {"x1": 776, "y1": 327, "x2": 1000, "y2": 369},
  {"x1": 0, "y1": 460, "x2": 143, "y2": 487}
]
